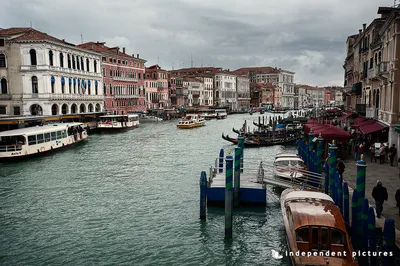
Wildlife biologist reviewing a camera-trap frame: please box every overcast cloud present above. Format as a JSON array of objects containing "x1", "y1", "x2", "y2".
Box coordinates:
[{"x1": 1, "y1": 0, "x2": 394, "y2": 86}]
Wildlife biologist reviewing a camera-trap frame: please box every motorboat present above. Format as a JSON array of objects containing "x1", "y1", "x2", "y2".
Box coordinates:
[{"x1": 177, "y1": 114, "x2": 205, "y2": 129}]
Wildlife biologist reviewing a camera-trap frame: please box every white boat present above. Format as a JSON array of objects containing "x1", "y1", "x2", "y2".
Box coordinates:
[
  {"x1": 140, "y1": 115, "x2": 163, "y2": 123},
  {"x1": 273, "y1": 156, "x2": 307, "y2": 180},
  {"x1": 177, "y1": 114, "x2": 206, "y2": 129},
  {"x1": 0, "y1": 122, "x2": 88, "y2": 161},
  {"x1": 97, "y1": 114, "x2": 139, "y2": 132},
  {"x1": 215, "y1": 109, "x2": 228, "y2": 119},
  {"x1": 199, "y1": 109, "x2": 217, "y2": 120},
  {"x1": 274, "y1": 152, "x2": 301, "y2": 159}
]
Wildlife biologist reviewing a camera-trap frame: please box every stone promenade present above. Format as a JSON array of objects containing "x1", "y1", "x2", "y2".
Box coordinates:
[{"x1": 343, "y1": 154, "x2": 400, "y2": 249}]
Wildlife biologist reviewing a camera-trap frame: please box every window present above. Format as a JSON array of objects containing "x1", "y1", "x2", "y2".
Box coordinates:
[
  {"x1": 50, "y1": 132, "x2": 56, "y2": 141},
  {"x1": 321, "y1": 227, "x2": 329, "y2": 250},
  {"x1": 60, "y1": 52, "x2": 64, "y2": 67},
  {"x1": 37, "y1": 134, "x2": 44, "y2": 144},
  {"x1": 49, "y1": 50, "x2": 53, "y2": 66},
  {"x1": 103, "y1": 68, "x2": 106, "y2": 77},
  {"x1": 118, "y1": 60, "x2": 121, "y2": 64},
  {"x1": 95, "y1": 81, "x2": 98, "y2": 95},
  {"x1": 1, "y1": 78, "x2": 7, "y2": 94},
  {"x1": 76, "y1": 56, "x2": 80, "y2": 70},
  {"x1": 51, "y1": 76, "x2": 55, "y2": 93},
  {"x1": 56, "y1": 131, "x2": 62, "y2": 139},
  {"x1": 0, "y1": 53, "x2": 6, "y2": 67},
  {"x1": 30, "y1": 49, "x2": 37, "y2": 65},
  {"x1": 94, "y1": 60, "x2": 97, "y2": 73},
  {"x1": 0, "y1": 39, "x2": 4, "y2": 46},
  {"x1": 67, "y1": 54, "x2": 71, "y2": 68},
  {"x1": 331, "y1": 229, "x2": 344, "y2": 246},
  {"x1": 296, "y1": 227, "x2": 309, "y2": 243},
  {"x1": 28, "y1": 135, "x2": 37, "y2": 145},
  {"x1": 102, "y1": 56, "x2": 106, "y2": 62},
  {"x1": 103, "y1": 83, "x2": 106, "y2": 95},
  {"x1": 61, "y1": 77, "x2": 65, "y2": 93},
  {"x1": 44, "y1": 133, "x2": 51, "y2": 142},
  {"x1": 110, "y1": 85, "x2": 113, "y2": 95},
  {"x1": 81, "y1": 57, "x2": 84, "y2": 71},
  {"x1": 86, "y1": 58, "x2": 90, "y2": 72},
  {"x1": 32, "y1": 76, "x2": 38, "y2": 94},
  {"x1": 110, "y1": 69, "x2": 113, "y2": 77},
  {"x1": 109, "y1": 58, "x2": 113, "y2": 62},
  {"x1": 68, "y1": 78, "x2": 72, "y2": 93},
  {"x1": 0, "y1": 105, "x2": 5, "y2": 114},
  {"x1": 72, "y1": 55, "x2": 76, "y2": 69},
  {"x1": 73, "y1": 79, "x2": 76, "y2": 94},
  {"x1": 88, "y1": 81, "x2": 91, "y2": 95}
]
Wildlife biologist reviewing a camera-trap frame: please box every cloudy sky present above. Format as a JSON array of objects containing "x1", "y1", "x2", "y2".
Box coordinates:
[{"x1": 1, "y1": 0, "x2": 395, "y2": 86}]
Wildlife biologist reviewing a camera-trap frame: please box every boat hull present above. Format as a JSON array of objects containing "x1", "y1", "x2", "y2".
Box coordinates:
[
  {"x1": 97, "y1": 125, "x2": 137, "y2": 134},
  {"x1": 176, "y1": 122, "x2": 205, "y2": 129}
]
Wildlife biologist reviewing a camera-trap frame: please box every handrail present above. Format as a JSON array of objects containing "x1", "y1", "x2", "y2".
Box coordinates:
[{"x1": 0, "y1": 144, "x2": 23, "y2": 152}]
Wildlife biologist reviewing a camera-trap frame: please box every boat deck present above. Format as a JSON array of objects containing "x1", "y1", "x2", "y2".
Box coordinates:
[{"x1": 207, "y1": 172, "x2": 266, "y2": 205}]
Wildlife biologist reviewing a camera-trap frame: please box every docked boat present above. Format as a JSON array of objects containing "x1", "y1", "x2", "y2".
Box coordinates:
[
  {"x1": 215, "y1": 109, "x2": 228, "y2": 119},
  {"x1": 281, "y1": 188, "x2": 358, "y2": 266},
  {"x1": 0, "y1": 122, "x2": 88, "y2": 161},
  {"x1": 222, "y1": 133, "x2": 297, "y2": 147},
  {"x1": 97, "y1": 114, "x2": 139, "y2": 132},
  {"x1": 273, "y1": 156, "x2": 307, "y2": 180},
  {"x1": 140, "y1": 115, "x2": 163, "y2": 123},
  {"x1": 177, "y1": 114, "x2": 205, "y2": 129},
  {"x1": 199, "y1": 109, "x2": 217, "y2": 120}
]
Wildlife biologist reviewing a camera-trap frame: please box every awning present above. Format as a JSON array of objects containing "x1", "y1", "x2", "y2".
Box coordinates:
[
  {"x1": 359, "y1": 122, "x2": 388, "y2": 134},
  {"x1": 351, "y1": 119, "x2": 375, "y2": 129},
  {"x1": 396, "y1": 126, "x2": 400, "y2": 134},
  {"x1": 352, "y1": 116, "x2": 367, "y2": 124},
  {"x1": 337, "y1": 112, "x2": 355, "y2": 122}
]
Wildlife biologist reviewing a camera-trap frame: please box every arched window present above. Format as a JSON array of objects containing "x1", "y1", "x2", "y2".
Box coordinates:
[
  {"x1": 72, "y1": 55, "x2": 76, "y2": 69},
  {"x1": 61, "y1": 77, "x2": 65, "y2": 94},
  {"x1": 68, "y1": 78, "x2": 72, "y2": 94},
  {"x1": 88, "y1": 80, "x2": 91, "y2": 95},
  {"x1": 86, "y1": 58, "x2": 90, "y2": 72},
  {"x1": 49, "y1": 50, "x2": 54, "y2": 66},
  {"x1": 30, "y1": 49, "x2": 37, "y2": 65},
  {"x1": 1, "y1": 78, "x2": 7, "y2": 94},
  {"x1": 103, "y1": 83, "x2": 106, "y2": 95},
  {"x1": 0, "y1": 54, "x2": 6, "y2": 68},
  {"x1": 73, "y1": 78, "x2": 76, "y2": 94},
  {"x1": 67, "y1": 54, "x2": 71, "y2": 68},
  {"x1": 32, "y1": 76, "x2": 38, "y2": 93},
  {"x1": 61, "y1": 104, "x2": 68, "y2": 114},
  {"x1": 76, "y1": 56, "x2": 80, "y2": 70},
  {"x1": 110, "y1": 84, "x2": 113, "y2": 95},
  {"x1": 81, "y1": 57, "x2": 84, "y2": 71},
  {"x1": 94, "y1": 60, "x2": 97, "y2": 73},
  {"x1": 60, "y1": 52, "x2": 64, "y2": 68},
  {"x1": 95, "y1": 81, "x2": 98, "y2": 95},
  {"x1": 51, "y1": 76, "x2": 55, "y2": 93}
]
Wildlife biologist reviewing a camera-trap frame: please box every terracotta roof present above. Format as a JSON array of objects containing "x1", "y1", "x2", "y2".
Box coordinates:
[
  {"x1": 183, "y1": 77, "x2": 201, "y2": 82},
  {"x1": 78, "y1": 42, "x2": 144, "y2": 60},
  {"x1": 169, "y1": 67, "x2": 222, "y2": 73},
  {"x1": 0, "y1": 27, "x2": 71, "y2": 46},
  {"x1": 232, "y1": 67, "x2": 281, "y2": 75}
]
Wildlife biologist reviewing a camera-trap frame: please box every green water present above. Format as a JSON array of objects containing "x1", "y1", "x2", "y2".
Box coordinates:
[{"x1": 0, "y1": 114, "x2": 298, "y2": 265}]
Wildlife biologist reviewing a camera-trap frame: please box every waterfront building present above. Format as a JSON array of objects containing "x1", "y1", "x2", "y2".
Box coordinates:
[
  {"x1": 194, "y1": 74, "x2": 214, "y2": 106},
  {"x1": 183, "y1": 77, "x2": 205, "y2": 107},
  {"x1": 78, "y1": 42, "x2": 146, "y2": 115},
  {"x1": 297, "y1": 85, "x2": 324, "y2": 108},
  {"x1": 0, "y1": 27, "x2": 103, "y2": 116},
  {"x1": 169, "y1": 76, "x2": 187, "y2": 107},
  {"x1": 214, "y1": 72, "x2": 237, "y2": 111},
  {"x1": 236, "y1": 76, "x2": 251, "y2": 111},
  {"x1": 343, "y1": 6, "x2": 400, "y2": 145},
  {"x1": 145, "y1": 65, "x2": 169, "y2": 109},
  {"x1": 168, "y1": 67, "x2": 222, "y2": 76},
  {"x1": 232, "y1": 67, "x2": 295, "y2": 108}
]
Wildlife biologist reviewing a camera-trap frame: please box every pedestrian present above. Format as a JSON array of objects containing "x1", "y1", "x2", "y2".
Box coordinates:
[
  {"x1": 389, "y1": 144, "x2": 397, "y2": 166},
  {"x1": 379, "y1": 143, "x2": 386, "y2": 164},
  {"x1": 396, "y1": 188, "x2": 400, "y2": 216},
  {"x1": 372, "y1": 180, "x2": 388, "y2": 218},
  {"x1": 398, "y1": 157, "x2": 400, "y2": 179},
  {"x1": 370, "y1": 145, "x2": 375, "y2": 163},
  {"x1": 336, "y1": 157, "x2": 345, "y2": 179}
]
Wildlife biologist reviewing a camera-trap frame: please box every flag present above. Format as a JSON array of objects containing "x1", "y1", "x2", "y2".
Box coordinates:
[{"x1": 81, "y1": 80, "x2": 85, "y2": 94}]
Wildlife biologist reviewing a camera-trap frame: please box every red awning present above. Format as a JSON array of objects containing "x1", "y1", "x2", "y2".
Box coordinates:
[
  {"x1": 359, "y1": 122, "x2": 388, "y2": 134},
  {"x1": 352, "y1": 117, "x2": 367, "y2": 124},
  {"x1": 337, "y1": 112, "x2": 354, "y2": 122},
  {"x1": 351, "y1": 119, "x2": 375, "y2": 129}
]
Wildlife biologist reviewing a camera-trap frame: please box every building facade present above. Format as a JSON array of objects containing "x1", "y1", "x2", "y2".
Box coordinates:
[
  {"x1": 78, "y1": 42, "x2": 146, "y2": 115},
  {"x1": 183, "y1": 77, "x2": 205, "y2": 107},
  {"x1": 278, "y1": 70, "x2": 295, "y2": 108},
  {"x1": 236, "y1": 76, "x2": 250, "y2": 111},
  {"x1": 145, "y1": 65, "x2": 169, "y2": 109},
  {"x1": 0, "y1": 27, "x2": 103, "y2": 116},
  {"x1": 195, "y1": 75, "x2": 214, "y2": 106},
  {"x1": 214, "y1": 72, "x2": 237, "y2": 110},
  {"x1": 169, "y1": 76, "x2": 187, "y2": 107}
]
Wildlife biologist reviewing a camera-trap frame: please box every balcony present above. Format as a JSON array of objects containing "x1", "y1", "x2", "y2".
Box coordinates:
[
  {"x1": 378, "y1": 61, "x2": 389, "y2": 77},
  {"x1": 113, "y1": 76, "x2": 138, "y2": 82},
  {"x1": 21, "y1": 65, "x2": 102, "y2": 78},
  {"x1": 50, "y1": 93, "x2": 104, "y2": 101},
  {"x1": 114, "y1": 94, "x2": 141, "y2": 99},
  {"x1": 368, "y1": 67, "x2": 378, "y2": 80},
  {"x1": 344, "y1": 85, "x2": 352, "y2": 93},
  {"x1": 21, "y1": 65, "x2": 49, "y2": 71},
  {"x1": 0, "y1": 94, "x2": 11, "y2": 100},
  {"x1": 351, "y1": 82, "x2": 362, "y2": 96},
  {"x1": 366, "y1": 106, "x2": 378, "y2": 119},
  {"x1": 356, "y1": 104, "x2": 366, "y2": 116}
]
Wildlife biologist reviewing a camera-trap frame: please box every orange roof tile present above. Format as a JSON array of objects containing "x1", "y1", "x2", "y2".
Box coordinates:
[
  {"x1": 78, "y1": 42, "x2": 144, "y2": 60},
  {"x1": 0, "y1": 27, "x2": 72, "y2": 46}
]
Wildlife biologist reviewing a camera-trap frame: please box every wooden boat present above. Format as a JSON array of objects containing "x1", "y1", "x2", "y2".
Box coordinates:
[
  {"x1": 222, "y1": 133, "x2": 297, "y2": 147},
  {"x1": 177, "y1": 114, "x2": 205, "y2": 129},
  {"x1": 281, "y1": 188, "x2": 358, "y2": 266},
  {"x1": 0, "y1": 122, "x2": 88, "y2": 161},
  {"x1": 97, "y1": 114, "x2": 139, "y2": 132}
]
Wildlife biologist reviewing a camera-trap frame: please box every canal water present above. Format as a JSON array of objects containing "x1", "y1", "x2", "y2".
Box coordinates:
[{"x1": 2, "y1": 113, "x2": 397, "y2": 265}]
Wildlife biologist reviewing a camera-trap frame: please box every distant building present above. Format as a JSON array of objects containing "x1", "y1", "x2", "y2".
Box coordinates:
[
  {"x1": 78, "y1": 42, "x2": 146, "y2": 114},
  {"x1": 236, "y1": 76, "x2": 250, "y2": 111},
  {"x1": 0, "y1": 27, "x2": 104, "y2": 116},
  {"x1": 145, "y1": 65, "x2": 169, "y2": 109},
  {"x1": 214, "y1": 72, "x2": 237, "y2": 111},
  {"x1": 183, "y1": 77, "x2": 205, "y2": 107}
]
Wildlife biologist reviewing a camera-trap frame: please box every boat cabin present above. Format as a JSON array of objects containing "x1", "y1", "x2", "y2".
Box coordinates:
[
  {"x1": 274, "y1": 157, "x2": 306, "y2": 169},
  {"x1": 275, "y1": 153, "x2": 300, "y2": 159}
]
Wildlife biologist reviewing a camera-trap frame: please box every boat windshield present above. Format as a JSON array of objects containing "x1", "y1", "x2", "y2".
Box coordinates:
[{"x1": 0, "y1": 135, "x2": 26, "y2": 152}]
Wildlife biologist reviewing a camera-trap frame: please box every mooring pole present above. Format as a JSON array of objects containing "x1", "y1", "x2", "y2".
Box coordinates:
[
  {"x1": 233, "y1": 147, "x2": 241, "y2": 207},
  {"x1": 200, "y1": 171, "x2": 207, "y2": 220},
  {"x1": 225, "y1": 150, "x2": 233, "y2": 239}
]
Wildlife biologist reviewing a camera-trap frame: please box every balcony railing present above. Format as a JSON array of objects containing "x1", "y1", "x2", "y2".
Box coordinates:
[
  {"x1": 113, "y1": 76, "x2": 138, "y2": 82},
  {"x1": 366, "y1": 106, "x2": 378, "y2": 119},
  {"x1": 21, "y1": 65, "x2": 102, "y2": 78},
  {"x1": 50, "y1": 93, "x2": 104, "y2": 101},
  {"x1": 378, "y1": 61, "x2": 389, "y2": 75},
  {"x1": 114, "y1": 94, "x2": 141, "y2": 99},
  {"x1": 0, "y1": 94, "x2": 11, "y2": 100},
  {"x1": 368, "y1": 67, "x2": 378, "y2": 80}
]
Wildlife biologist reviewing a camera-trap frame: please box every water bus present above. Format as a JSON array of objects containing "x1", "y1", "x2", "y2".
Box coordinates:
[
  {"x1": 215, "y1": 109, "x2": 228, "y2": 119},
  {"x1": 0, "y1": 122, "x2": 88, "y2": 161},
  {"x1": 281, "y1": 188, "x2": 357, "y2": 266},
  {"x1": 177, "y1": 114, "x2": 205, "y2": 129},
  {"x1": 97, "y1": 114, "x2": 139, "y2": 132},
  {"x1": 199, "y1": 109, "x2": 217, "y2": 120}
]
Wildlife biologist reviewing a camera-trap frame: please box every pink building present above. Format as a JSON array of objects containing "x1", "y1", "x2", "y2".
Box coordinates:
[{"x1": 145, "y1": 65, "x2": 169, "y2": 109}]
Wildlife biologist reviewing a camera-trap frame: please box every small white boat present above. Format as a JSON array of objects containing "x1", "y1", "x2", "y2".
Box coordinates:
[
  {"x1": 177, "y1": 114, "x2": 206, "y2": 129},
  {"x1": 199, "y1": 109, "x2": 217, "y2": 120},
  {"x1": 97, "y1": 114, "x2": 139, "y2": 132},
  {"x1": 140, "y1": 115, "x2": 163, "y2": 123},
  {"x1": 273, "y1": 156, "x2": 307, "y2": 180},
  {"x1": 0, "y1": 122, "x2": 88, "y2": 161},
  {"x1": 215, "y1": 109, "x2": 228, "y2": 119}
]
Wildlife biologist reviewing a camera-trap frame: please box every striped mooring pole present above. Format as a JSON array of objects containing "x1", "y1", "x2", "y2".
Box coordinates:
[
  {"x1": 218, "y1": 148, "x2": 224, "y2": 174},
  {"x1": 317, "y1": 134, "x2": 324, "y2": 174},
  {"x1": 308, "y1": 130, "x2": 314, "y2": 171},
  {"x1": 199, "y1": 171, "x2": 207, "y2": 220},
  {"x1": 351, "y1": 189, "x2": 359, "y2": 250},
  {"x1": 225, "y1": 149, "x2": 234, "y2": 239},
  {"x1": 238, "y1": 135, "x2": 244, "y2": 173},
  {"x1": 324, "y1": 158, "x2": 329, "y2": 195},
  {"x1": 328, "y1": 140, "x2": 337, "y2": 198},
  {"x1": 383, "y1": 219, "x2": 395, "y2": 266},
  {"x1": 368, "y1": 206, "x2": 377, "y2": 266},
  {"x1": 337, "y1": 171, "x2": 343, "y2": 212},
  {"x1": 355, "y1": 154, "x2": 366, "y2": 246},
  {"x1": 233, "y1": 147, "x2": 241, "y2": 207},
  {"x1": 361, "y1": 198, "x2": 369, "y2": 252},
  {"x1": 343, "y1": 182, "x2": 349, "y2": 226}
]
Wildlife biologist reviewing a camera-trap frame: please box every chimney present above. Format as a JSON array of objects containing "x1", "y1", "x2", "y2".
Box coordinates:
[
  {"x1": 363, "y1": 23, "x2": 366, "y2": 32},
  {"x1": 132, "y1": 54, "x2": 135, "y2": 57},
  {"x1": 137, "y1": 53, "x2": 139, "y2": 58},
  {"x1": 123, "y1": 47, "x2": 126, "y2": 54},
  {"x1": 359, "y1": 29, "x2": 362, "y2": 35}
]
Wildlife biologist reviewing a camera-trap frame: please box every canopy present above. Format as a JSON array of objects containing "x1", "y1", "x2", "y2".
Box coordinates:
[
  {"x1": 313, "y1": 126, "x2": 350, "y2": 142},
  {"x1": 304, "y1": 124, "x2": 327, "y2": 134},
  {"x1": 359, "y1": 121, "x2": 388, "y2": 134},
  {"x1": 276, "y1": 124, "x2": 286, "y2": 128},
  {"x1": 337, "y1": 112, "x2": 355, "y2": 122},
  {"x1": 352, "y1": 116, "x2": 367, "y2": 124},
  {"x1": 351, "y1": 119, "x2": 375, "y2": 129}
]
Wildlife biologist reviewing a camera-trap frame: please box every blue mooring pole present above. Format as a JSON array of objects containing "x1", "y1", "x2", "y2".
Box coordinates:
[
  {"x1": 238, "y1": 134, "x2": 244, "y2": 173},
  {"x1": 200, "y1": 171, "x2": 207, "y2": 220},
  {"x1": 234, "y1": 147, "x2": 241, "y2": 207},
  {"x1": 351, "y1": 189, "x2": 359, "y2": 250},
  {"x1": 343, "y1": 182, "x2": 349, "y2": 226},
  {"x1": 368, "y1": 206, "x2": 376, "y2": 266},
  {"x1": 361, "y1": 198, "x2": 369, "y2": 251},
  {"x1": 383, "y1": 219, "x2": 395, "y2": 266},
  {"x1": 219, "y1": 148, "x2": 224, "y2": 174},
  {"x1": 328, "y1": 141, "x2": 337, "y2": 198},
  {"x1": 308, "y1": 130, "x2": 314, "y2": 170},
  {"x1": 324, "y1": 157, "x2": 329, "y2": 195},
  {"x1": 225, "y1": 150, "x2": 233, "y2": 239},
  {"x1": 355, "y1": 154, "x2": 366, "y2": 249}
]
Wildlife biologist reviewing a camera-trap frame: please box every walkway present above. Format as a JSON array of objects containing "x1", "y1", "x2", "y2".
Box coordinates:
[{"x1": 343, "y1": 154, "x2": 400, "y2": 248}]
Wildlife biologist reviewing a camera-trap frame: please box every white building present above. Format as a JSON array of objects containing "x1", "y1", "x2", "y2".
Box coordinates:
[
  {"x1": 278, "y1": 70, "x2": 295, "y2": 108},
  {"x1": 195, "y1": 75, "x2": 213, "y2": 106},
  {"x1": 335, "y1": 90, "x2": 344, "y2": 106},
  {"x1": 0, "y1": 27, "x2": 104, "y2": 116},
  {"x1": 214, "y1": 72, "x2": 237, "y2": 111},
  {"x1": 298, "y1": 87, "x2": 310, "y2": 108},
  {"x1": 236, "y1": 76, "x2": 250, "y2": 111},
  {"x1": 183, "y1": 77, "x2": 205, "y2": 107}
]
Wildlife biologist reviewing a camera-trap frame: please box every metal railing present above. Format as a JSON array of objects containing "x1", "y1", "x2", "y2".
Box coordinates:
[
  {"x1": 0, "y1": 145, "x2": 23, "y2": 152},
  {"x1": 113, "y1": 76, "x2": 138, "y2": 82},
  {"x1": 378, "y1": 61, "x2": 389, "y2": 74}
]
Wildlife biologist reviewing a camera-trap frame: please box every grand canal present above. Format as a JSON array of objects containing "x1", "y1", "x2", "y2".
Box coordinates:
[{"x1": 0, "y1": 114, "x2": 297, "y2": 265}]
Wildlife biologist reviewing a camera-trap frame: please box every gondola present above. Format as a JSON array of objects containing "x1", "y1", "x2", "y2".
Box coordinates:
[{"x1": 222, "y1": 133, "x2": 298, "y2": 147}]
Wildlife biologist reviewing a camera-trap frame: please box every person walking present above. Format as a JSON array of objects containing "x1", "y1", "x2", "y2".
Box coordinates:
[
  {"x1": 370, "y1": 145, "x2": 376, "y2": 163},
  {"x1": 379, "y1": 143, "x2": 386, "y2": 164},
  {"x1": 336, "y1": 158, "x2": 345, "y2": 179},
  {"x1": 396, "y1": 188, "x2": 400, "y2": 216},
  {"x1": 372, "y1": 180, "x2": 388, "y2": 218},
  {"x1": 389, "y1": 144, "x2": 397, "y2": 166}
]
